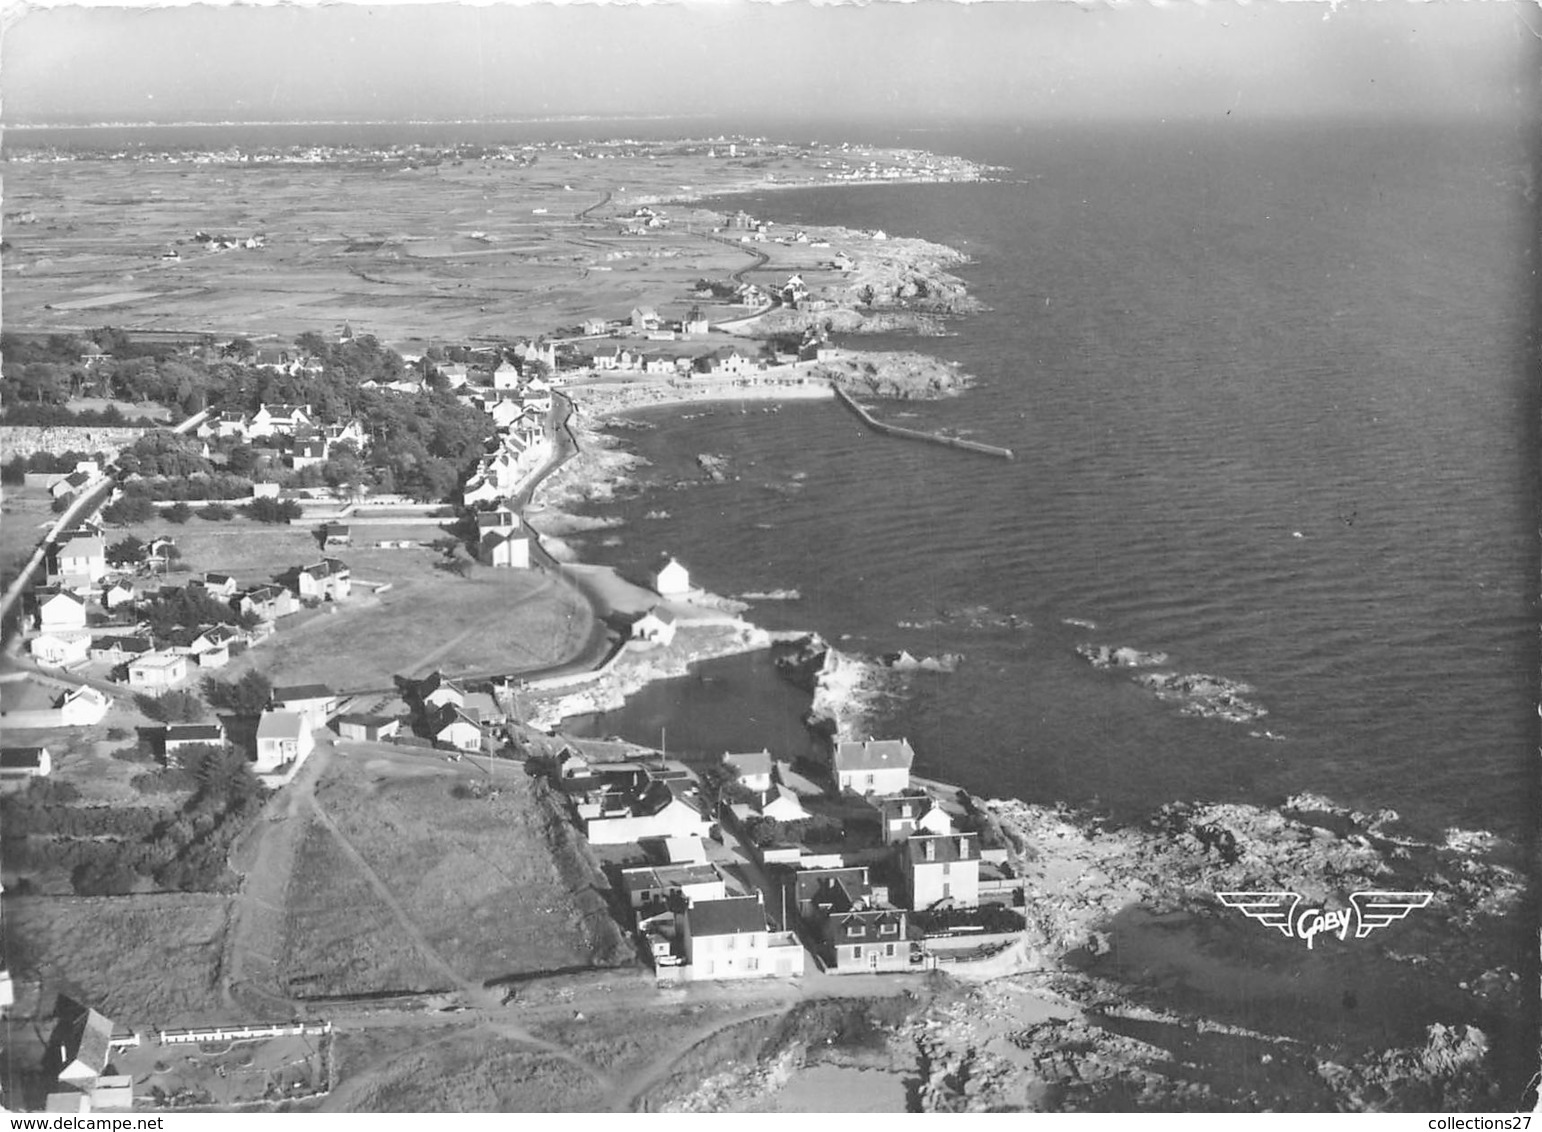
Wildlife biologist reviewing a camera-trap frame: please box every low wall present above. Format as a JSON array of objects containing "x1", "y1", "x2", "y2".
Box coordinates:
[
  {"x1": 0, "y1": 426, "x2": 146, "y2": 460},
  {"x1": 923, "y1": 930, "x2": 1021, "y2": 953}
]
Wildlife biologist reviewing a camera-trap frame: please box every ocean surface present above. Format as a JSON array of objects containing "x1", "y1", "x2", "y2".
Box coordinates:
[{"x1": 563, "y1": 118, "x2": 1537, "y2": 851}]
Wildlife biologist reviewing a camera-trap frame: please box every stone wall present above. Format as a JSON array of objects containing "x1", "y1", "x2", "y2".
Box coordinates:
[{"x1": 0, "y1": 426, "x2": 147, "y2": 460}]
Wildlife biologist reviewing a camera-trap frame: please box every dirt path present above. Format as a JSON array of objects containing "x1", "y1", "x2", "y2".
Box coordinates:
[{"x1": 221, "y1": 741, "x2": 334, "y2": 1014}]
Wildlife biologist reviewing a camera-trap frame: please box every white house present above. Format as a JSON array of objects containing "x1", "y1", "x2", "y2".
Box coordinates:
[
  {"x1": 430, "y1": 704, "x2": 484, "y2": 752},
  {"x1": 29, "y1": 633, "x2": 91, "y2": 668},
  {"x1": 901, "y1": 833, "x2": 981, "y2": 910},
  {"x1": 51, "y1": 535, "x2": 108, "y2": 588},
  {"x1": 721, "y1": 750, "x2": 774, "y2": 793},
  {"x1": 255, "y1": 710, "x2": 314, "y2": 772},
  {"x1": 36, "y1": 590, "x2": 88, "y2": 633},
  {"x1": 492, "y1": 360, "x2": 522, "y2": 391},
  {"x1": 831, "y1": 738, "x2": 914, "y2": 796},
  {"x1": 629, "y1": 608, "x2": 676, "y2": 647},
  {"x1": 56, "y1": 685, "x2": 110, "y2": 726},
  {"x1": 681, "y1": 895, "x2": 805, "y2": 981},
  {"x1": 653, "y1": 556, "x2": 690, "y2": 597},
  {"x1": 583, "y1": 781, "x2": 713, "y2": 846},
  {"x1": 477, "y1": 510, "x2": 530, "y2": 569},
  {"x1": 754, "y1": 785, "x2": 810, "y2": 823},
  {"x1": 126, "y1": 651, "x2": 189, "y2": 691}
]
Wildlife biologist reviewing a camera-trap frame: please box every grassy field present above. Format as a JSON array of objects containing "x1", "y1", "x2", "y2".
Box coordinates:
[
  {"x1": 3, "y1": 894, "x2": 233, "y2": 1025},
  {"x1": 335, "y1": 1029, "x2": 605, "y2": 1112},
  {"x1": 94, "y1": 516, "x2": 597, "y2": 690},
  {"x1": 110, "y1": 514, "x2": 320, "y2": 586},
  {"x1": 312, "y1": 747, "x2": 632, "y2": 985},
  {"x1": 278, "y1": 818, "x2": 452, "y2": 999},
  {"x1": 259, "y1": 557, "x2": 595, "y2": 690},
  {"x1": 0, "y1": 487, "x2": 57, "y2": 581}
]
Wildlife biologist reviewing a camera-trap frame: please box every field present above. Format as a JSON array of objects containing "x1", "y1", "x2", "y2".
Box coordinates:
[
  {"x1": 2, "y1": 140, "x2": 981, "y2": 346},
  {"x1": 258, "y1": 553, "x2": 597, "y2": 690},
  {"x1": 0, "y1": 485, "x2": 57, "y2": 581},
  {"x1": 310, "y1": 746, "x2": 632, "y2": 986},
  {"x1": 99, "y1": 514, "x2": 600, "y2": 690},
  {"x1": 2, "y1": 894, "x2": 233, "y2": 1025},
  {"x1": 110, "y1": 513, "x2": 322, "y2": 585},
  {"x1": 277, "y1": 819, "x2": 453, "y2": 1000}
]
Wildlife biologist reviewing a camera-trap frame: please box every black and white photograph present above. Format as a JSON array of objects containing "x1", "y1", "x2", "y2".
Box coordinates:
[{"x1": 0, "y1": 0, "x2": 1536, "y2": 1115}]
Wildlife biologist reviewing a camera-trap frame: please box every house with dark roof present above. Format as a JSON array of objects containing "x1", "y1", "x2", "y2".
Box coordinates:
[
  {"x1": 288, "y1": 557, "x2": 351, "y2": 602},
  {"x1": 270, "y1": 684, "x2": 339, "y2": 728},
  {"x1": 90, "y1": 635, "x2": 154, "y2": 664},
  {"x1": 47, "y1": 1002, "x2": 114, "y2": 1088},
  {"x1": 406, "y1": 670, "x2": 466, "y2": 711},
  {"x1": 790, "y1": 866, "x2": 871, "y2": 921},
  {"x1": 429, "y1": 703, "x2": 484, "y2": 752},
  {"x1": 234, "y1": 583, "x2": 297, "y2": 622},
  {"x1": 900, "y1": 833, "x2": 981, "y2": 910},
  {"x1": 1, "y1": 747, "x2": 53, "y2": 779},
  {"x1": 823, "y1": 906, "x2": 910, "y2": 973},
  {"x1": 163, "y1": 723, "x2": 227, "y2": 761},
  {"x1": 582, "y1": 780, "x2": 713, "y2": 846},
  {"x1": 875, "y1": 792, "x2": 955, "y2": 845},
  {"x1": 681, "y1": 894, "x2": 805, "y2": 980}
]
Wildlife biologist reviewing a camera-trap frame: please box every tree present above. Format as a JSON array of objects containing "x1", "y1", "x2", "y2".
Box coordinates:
[
  {"x1": 197, "y1": 502, "x2": 234, "y2": 521},
  {"x1": 106, "y1": 535, "x2": 146, "y2": 566},
  {"x1": 225, "y1": 442, "x2": 257, "y2": 477},
  {"x1": 165, "y1": 501, "x2": 194, "y2": 524},
  {"x1": 243, "y1": 497, "x2": 302, "y2": 524},
  {"x1": 202, "y1": 670, "x2": 272, "y2": 716},
  {"x1": 135, "y1": 689, "x2": 205, "y2": 723},
  {"x1": 103, "y1": 495, "x2": 155, "y2": 526}
]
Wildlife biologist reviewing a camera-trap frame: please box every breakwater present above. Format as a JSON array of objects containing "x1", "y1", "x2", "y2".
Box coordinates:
[{"x1": 832, "y1": 385, "x2": 1014, "y2": 460}]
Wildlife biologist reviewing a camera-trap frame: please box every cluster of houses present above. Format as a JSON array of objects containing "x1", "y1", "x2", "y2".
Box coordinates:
[
  {"x1": 26, "y1": 523, "x2": 352, "y2": 699},
  {"x1": 549, "y1": 727, "x2": 1023, "y2": 983},
  {"x1": 197, "y1": 404, "x2": 368, "y2": 470},
  {"x1": 397, "y1": 670, "x2": 509, "y2": 753}
]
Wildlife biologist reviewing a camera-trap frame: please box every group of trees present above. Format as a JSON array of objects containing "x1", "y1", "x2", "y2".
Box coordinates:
[
  {"x1": 0, "y1": 448, "x2": 108, "y2": 485},
  {"x1": 740, "y1": 813, "x2": 846, "y2": 848},
  {"x1": 2, "y1": 738, "x2": 268, "y2": 896},
  {"x1": 202, "y1": 670, "x2": 273, "y2": 716},
  {"x1": 138, "y1": 586, "x2": 251, "y2": 639},
  {"x1": 7, "y1": 326, "x2": 503, "y2": 504}
]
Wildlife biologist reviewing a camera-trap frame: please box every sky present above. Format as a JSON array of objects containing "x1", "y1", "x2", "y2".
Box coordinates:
[{"x1": 1, "y1": 1, "x2": 1537, "y2": 128}]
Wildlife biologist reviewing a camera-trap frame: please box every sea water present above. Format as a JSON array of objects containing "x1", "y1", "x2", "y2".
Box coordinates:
[{"x1": 566, "y1": 119, "x2": 1537, "y2": 848}]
